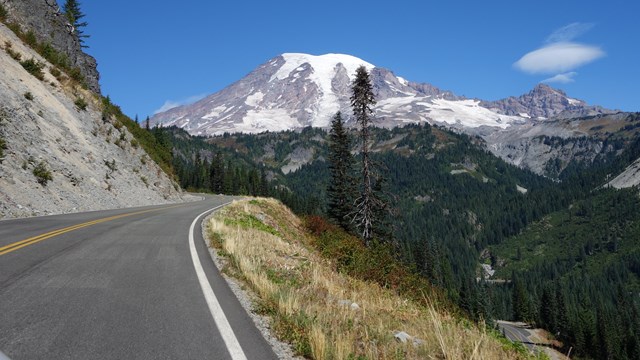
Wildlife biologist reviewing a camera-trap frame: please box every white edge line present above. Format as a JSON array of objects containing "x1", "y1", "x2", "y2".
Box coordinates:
[{"x1": 189, "y1": 202, "x2": 248, "y2": 360}]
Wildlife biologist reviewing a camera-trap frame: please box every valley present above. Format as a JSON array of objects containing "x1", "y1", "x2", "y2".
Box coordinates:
[{"x1": 0, "y1": 1, "x2": 638, "y2": 359}]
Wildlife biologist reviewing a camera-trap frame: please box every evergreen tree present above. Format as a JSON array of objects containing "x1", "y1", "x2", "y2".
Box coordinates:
[
  {"x1": 350, "y1": 66, "x2": 386, "y2": 245},
  {"x1": 63, "y1": 0, "x2": 89, "y2": 47},
  {"x1": 512, "y1": 274, "x2": 532, "y2": 322},
  {"x1": 145, "y1": 116, "x2": 150, "y2": 131},
  {"x1": 327, "y1": 112, "x2": 355, "y2": 231},
  {"x1": 211, "y1": 151, "x2": 225, "y2": 193}
]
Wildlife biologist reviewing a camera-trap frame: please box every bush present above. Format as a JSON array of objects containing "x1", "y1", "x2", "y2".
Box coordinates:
[
  {"x1": 68, "y1": 67, "x2": 84, "y2": 83},
  {"x1": 33, "y1": 161, "x2": 53, "y2": 186},
  {"x1": 74, "y1": 97, "x2": 88, "y2": 111},
  {"x1": 49, "y1": 67, "x2": 62, "y2": 79},
  {"x1": 19, "y1": 58, "x2": 45, "y2": 80},
  {"x1": 24, "y1": 92, "x2": 34, "y2": 101},
  {"x1": 0, "y1": 137, "x2": 6, "y2": 162},
  {"x1": 303, "y1": 216, "x2": 446, "y2": 308},
  {"x1": 0, "y1": 3, "x2": 7, "y2": 21},
  {"x1": 24, "y1": 31, "x2": 37, "y2": 47}
]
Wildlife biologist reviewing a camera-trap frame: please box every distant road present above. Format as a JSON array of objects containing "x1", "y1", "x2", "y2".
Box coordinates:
[
  {"x1": 0, "y1": 196, "x2": 277, "y2": 360},
  {"x1": 497, "y1": 321, "x2": 567, "y2": 360},
  {"x1": 498, "y1": 321, "x2": 535, "y2": 350}
]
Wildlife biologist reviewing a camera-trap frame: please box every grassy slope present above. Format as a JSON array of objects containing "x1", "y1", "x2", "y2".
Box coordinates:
[{"x1": 207, "y1": 198, "x2": 541, "y2": 359}]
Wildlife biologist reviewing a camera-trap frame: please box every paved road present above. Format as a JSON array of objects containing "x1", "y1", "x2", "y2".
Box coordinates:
[
  {"x1": 497, "y1": 321, "x2": 567, "y2": 360},
  {"x1": 0, "y1": 196, "x2": 278, "y2": 360},
  {"x1": 497, "y1": 321, "x2": 534, "y2": 350}
]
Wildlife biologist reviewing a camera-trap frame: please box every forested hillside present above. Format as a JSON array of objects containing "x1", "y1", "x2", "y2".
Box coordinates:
[
  {"x1": 153, "y1": 121, "x2": 640, "y2": 359},
  {"x1": 489, "y1": 188, "x2": 640, "y2": 359}
]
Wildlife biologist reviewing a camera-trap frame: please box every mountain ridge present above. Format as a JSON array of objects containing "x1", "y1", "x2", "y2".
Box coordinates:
[{"x1": 150, "y1": 52, "x2": 614, "y2": 136}]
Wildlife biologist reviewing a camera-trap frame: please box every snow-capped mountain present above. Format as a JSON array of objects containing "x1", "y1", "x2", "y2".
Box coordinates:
[{"x1": 150, "y1": 53, "x2": 613, "y2": 136}]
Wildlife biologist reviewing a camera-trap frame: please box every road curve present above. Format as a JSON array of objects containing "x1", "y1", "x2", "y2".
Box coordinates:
[
  {"x1": 0, "y1": 196, "x2": 278, "y2": 360},
  {"x1": 497, "y1": 321, "x2": 534, "y2": 350}
]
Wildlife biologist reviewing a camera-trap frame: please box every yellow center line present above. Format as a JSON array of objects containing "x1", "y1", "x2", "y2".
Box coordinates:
[{"x1": 0, "y1": 204, "x2": 186, "y2": 256}]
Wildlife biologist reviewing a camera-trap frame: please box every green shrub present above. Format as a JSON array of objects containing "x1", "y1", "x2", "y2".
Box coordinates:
[
  {"x1": 68, "y1": 67, "x2": 84, "y2": 83},
  {"x1": 24, "y1": 92, "x2": 34, "y2": 101},
  {"x1": 33, "y1": 161, "x2": 53, "y2": 186},
  {"x1": 0, "y1": 137, "x2": 6, "y2": 162},
  {"x1": 0, "y1": 4, "x2": 7, "y2": 21},
  {"x1": 49, "y1": 66, "x2": 62, "y2": 79},
  {"x1": 74, "y1": 97, "x2": 88, "y2": 111},
  {"x1": 304, "y1": 216, "x2": 447, "y2": 308},
  {"x1": 6, "y1": 22, "x2": 21, "y2": 36},
  {"x1": 19, "y1": 58, "x2": 45, "y2": 80},
  {"x1": 130, "y1": 139, "x2": 139, "y2": 148},
  {"x1": 24, "y1": 31, "x2": 37, "y2": 47}
]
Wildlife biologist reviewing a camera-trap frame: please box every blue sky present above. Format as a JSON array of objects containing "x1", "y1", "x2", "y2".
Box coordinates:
[{"x1": 76, "y1": 0, "x2": 639, "y2": 119}]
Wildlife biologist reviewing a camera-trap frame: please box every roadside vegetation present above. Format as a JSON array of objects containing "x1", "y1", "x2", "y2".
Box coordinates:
[
  {"x1": 208, "y1": 199, "x2": 540, "y2": 359},
  {"x1": 32, "y1": 160, "x2": 53, "y2": 185}
]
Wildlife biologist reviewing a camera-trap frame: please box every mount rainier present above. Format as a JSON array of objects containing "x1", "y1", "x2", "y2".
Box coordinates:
[{"x1": 150, "y1": 52, "x2": 613, "y2": 136}]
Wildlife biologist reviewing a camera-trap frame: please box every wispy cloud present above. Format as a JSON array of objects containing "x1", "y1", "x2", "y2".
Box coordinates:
[
  {"x1": 542, "y1": 72, "x2": 578, "y2": 84},
  {"x1": 514, "y1": 22, "x2": 604, "y2": 83},
  {"x1": 545, "y1": 22, "x2": 594, "y2": 43},
  {"x1": 514, "y1": 42, "x2": 604, "y2": 74},
  {"x1": 153, "y1": 94, "x2": 207, "y2": 114}
]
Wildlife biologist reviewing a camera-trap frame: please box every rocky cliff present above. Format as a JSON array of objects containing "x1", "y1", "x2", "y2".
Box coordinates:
[
  {"x1": 0, "y1": 0, "x2": 100, "y2": 93},
  {"x1": 0, "y1": 21, "x2": 185, "y2": 219}
]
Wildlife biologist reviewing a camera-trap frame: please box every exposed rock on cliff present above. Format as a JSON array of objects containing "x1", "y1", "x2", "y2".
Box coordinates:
[{"x1": 0, "y1": 0, "x2": 100, "y2": 93}]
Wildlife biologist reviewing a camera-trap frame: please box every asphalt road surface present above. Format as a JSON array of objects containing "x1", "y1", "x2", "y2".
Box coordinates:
[
  {"x1": 0, "y1": 196, "x2": 278, "y2": 360},
  {"x1": 497, "y1": 321, "x2": 535, "y2": 350}
]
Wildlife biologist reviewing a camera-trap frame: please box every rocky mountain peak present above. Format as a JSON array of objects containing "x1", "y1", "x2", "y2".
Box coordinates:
[
  {"x1": 482, "y1": 83, "x2": 612, "y2": 120},
  {"x1": 530, "y1": 83, "x2": 566, "y2": 97}
]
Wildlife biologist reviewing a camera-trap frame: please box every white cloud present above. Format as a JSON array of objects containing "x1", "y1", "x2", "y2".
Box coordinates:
[
  {"x1": 153, "y1": 94, "x2": 207, "y2": 114},
  {"x1": 515, "y1": 23, "x2": 604, "y2": 83},
  {"x1": 546, "y1": 22, "x2": 594, "y2": 43},
  {"x1": 542, "y1": 72, "x2": 578, "y2": 84},
  {"x1": 514, "y1": 42, "x2": 604, "y2": 74},
  {"x1": 154, "y1": 100, "x2": 180, "y2": 114}
]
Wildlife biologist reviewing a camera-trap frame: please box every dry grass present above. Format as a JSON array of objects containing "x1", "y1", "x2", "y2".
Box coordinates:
[{"x1": 208, "y1": 198, "x2": 533, "y2": 359}]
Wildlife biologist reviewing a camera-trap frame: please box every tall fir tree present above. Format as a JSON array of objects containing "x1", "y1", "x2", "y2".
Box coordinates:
[
  {"x1": 350, "y1": 66, "x2": 386, "y2": 244},
  {"x1": 327, "y1": 112, "x2": 355, "y2": 231},
  {"x1": 63, "y1": 0, "x2": 89, "y2": 47}
]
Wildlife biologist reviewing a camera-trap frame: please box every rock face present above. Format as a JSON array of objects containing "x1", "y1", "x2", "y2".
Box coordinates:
[
  {"x1": 481, "y1": 84, "x2": 614, "y2": 120},
  {"x1": 608, "y1": 157, "x2": 640, "y2": 189},
  {"x1": 0, "y1": 0, "x2": 100, "y2": 93},
  {"x1": 486, "y1": 132, "x2": 608, "y2": 176},
  {"x1": 0, "y1": 22, "x2": 183, "y2": 219}
]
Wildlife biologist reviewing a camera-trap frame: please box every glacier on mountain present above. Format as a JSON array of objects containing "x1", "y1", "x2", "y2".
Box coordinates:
[{"x1": 150, "y1": 53, "x2": 612, "y2": 137}]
